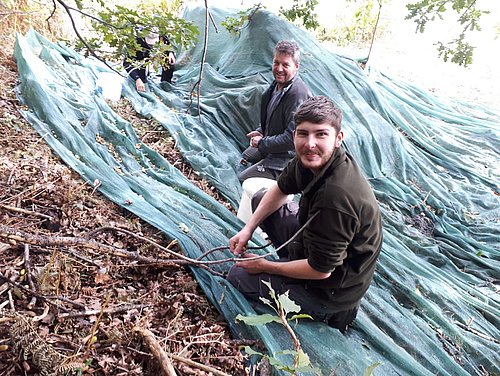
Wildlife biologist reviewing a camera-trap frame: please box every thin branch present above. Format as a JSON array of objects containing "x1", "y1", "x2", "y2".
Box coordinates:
[
  {"x1": 58, "y1": 303, "x2": 150, "y2": 319},
  {"x1": 454, "y1": 321, "x2": 499, "y2": 344},
  {"x1": 188, "y1": 1, "x2": 213, "y2": 119},
  {"x1": 208, "y1": 9, "x2": 218, "y2": 32},
  {"x1": 278, "y1": 303, "x2": 302, "y2": 368},
  {"x1": 23, "y1": 244, "x2": 38, "y2": 309},
  {"x1": 0, "y1": 272, "x2": 82, "y2": 311},
  {"x1": 54, "y1": 0, "x2": 121, "y2": 75},
  {"x1": 366, "y1": 0, "x2": 382, "y2": 66},
  {"x1": 0, "y1": 203, "x2": 54, "y2": 221},
  {"x1": 169, "y1": 352, "x2": 231, "y2": 376},
  {"x1": 0, "y1": 224, "x2": 224, "y2": 276}
]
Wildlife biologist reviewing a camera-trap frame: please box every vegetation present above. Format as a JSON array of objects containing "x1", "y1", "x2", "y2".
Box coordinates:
[
  {"x1": 221, "y1": 0, "x2": 492, "y2": 67},
  {"x1": 77, "y1": 1, "x2": 199, "y2": 70},
  {"x1": 316, "y1": 0, "x2": 383, "y2": 48},
  {"x1": 236, "y1": 281, "x2": 320, "y2": 375},
  {"x1": 405, "y1": 0, "x2": 489, "y2": 66},
  {"x1": 279, "y1": 0, "x2": 320, "y2": 30}
]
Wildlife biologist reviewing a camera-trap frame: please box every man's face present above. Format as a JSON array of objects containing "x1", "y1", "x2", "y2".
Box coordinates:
[
  {"x1": 294, "y1": 121, "x2": 343, "y2": 173},
  {"x1": 272, "y1": 52, "x2": 299, "y2": 88}
]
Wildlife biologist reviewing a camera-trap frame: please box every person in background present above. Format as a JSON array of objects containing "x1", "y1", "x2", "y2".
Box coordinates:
[
  {"x1": 228, "y1": 95, "x2": 383, "y2": 332},
  {"x1": 238, "y1": 40, "x2": 312, "y2": 183},
  {"x1": 123, "y1": 29, "x2": 176, "y2": 92}
]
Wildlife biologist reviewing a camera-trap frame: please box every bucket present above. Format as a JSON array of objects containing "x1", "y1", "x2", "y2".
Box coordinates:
[
  {"x1": 96, "y1": 72, "x2": 124, "y2": 101},
  {"x1": 237, "y1": 177, "x2": 277, "y2": 224}
]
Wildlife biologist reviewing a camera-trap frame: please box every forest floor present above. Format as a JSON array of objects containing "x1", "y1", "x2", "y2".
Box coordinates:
[{"x1": 0, "y1": 46, "x2": 252, "y2": 375}]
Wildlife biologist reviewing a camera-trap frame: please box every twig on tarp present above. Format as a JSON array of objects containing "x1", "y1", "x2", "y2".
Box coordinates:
[{"x1": 454, "y1": 321, "x2": 500, "y2": 344}]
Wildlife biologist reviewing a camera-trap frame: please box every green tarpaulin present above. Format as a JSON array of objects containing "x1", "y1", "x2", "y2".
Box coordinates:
[{"x1": 14, "y1": 5, "x2": 499, "y2": 375}]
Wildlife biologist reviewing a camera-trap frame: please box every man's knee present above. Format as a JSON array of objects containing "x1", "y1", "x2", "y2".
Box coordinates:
[
  {"x1": 227, "y1": 265, "x2": 245, "y2": 287},
  {"x1": 251, "y1": 187, "x2": 268, "y2": 212}
]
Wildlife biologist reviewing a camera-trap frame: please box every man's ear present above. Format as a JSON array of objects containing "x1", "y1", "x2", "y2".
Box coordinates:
[{"x1": 335, "y1": 130, "x2": 344, "y2": 148}]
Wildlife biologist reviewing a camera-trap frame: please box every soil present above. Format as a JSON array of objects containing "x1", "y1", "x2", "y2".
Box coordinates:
[{"x1": 0, "y1": 47, "x2": 249, "y2": 375}]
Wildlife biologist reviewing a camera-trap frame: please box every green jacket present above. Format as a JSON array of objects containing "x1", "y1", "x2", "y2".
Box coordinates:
[{"x1": 278, "y1": 146, "x2": 383, "y2": 310}]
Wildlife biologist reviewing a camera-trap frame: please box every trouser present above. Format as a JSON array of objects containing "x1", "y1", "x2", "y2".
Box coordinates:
[
  {"x1": 238, "y1": 160, "x2": 281, "y2": 183},
  {"x1": 160, "y1": 63, "x2": 175, "y2": 83},
  {"x1": 227, "y1": 266, "x2": 359, "y2": 332},
  {"x1": 227, "y1": 188, "x2": 359, "y2": 332}
]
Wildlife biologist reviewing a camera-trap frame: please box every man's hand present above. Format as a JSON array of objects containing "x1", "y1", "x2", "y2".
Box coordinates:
[
  {"x1": 246, "y1": 130, "x2": 263, "y2": 138},
  {"x1": 246, "y1": 131, "x2": 263, "y2": 147},
  {"x1": 167, "y1": 52, "x2": 176, "y2": 66},
  {"x1": 250, "y1": 135, "x2": 263, "y2": 148},
  {"x1": 135, "y1": 78, "x2": 145, "y2": 92},
  {"x1": 235, "y1": 253, "x2": 269, "y2": 274},
  {"x1": 229, "y1": 227, "x2": 253, "y2": 255}
]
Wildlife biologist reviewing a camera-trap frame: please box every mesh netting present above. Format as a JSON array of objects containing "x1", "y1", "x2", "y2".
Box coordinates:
[{"x1": 14, "y1": 5, "x2": 499, "y2": 375}]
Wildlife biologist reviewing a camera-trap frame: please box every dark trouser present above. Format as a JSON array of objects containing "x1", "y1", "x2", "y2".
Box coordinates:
[
  {"x1": 227, "y1": 266, "x2": 359, "y2": 332},
  {"x1": 161, "y1": 64, "x2": 175, "y2": 83},
  {"x1": 228, "y1": 188, "x2": 359, "y2": 331},
  {"x1": 238, "y1": 162, "x2": 282, "y2": 183},
  {"x1": 238, "y1": 147, "x2": 282, "y2": 183}
]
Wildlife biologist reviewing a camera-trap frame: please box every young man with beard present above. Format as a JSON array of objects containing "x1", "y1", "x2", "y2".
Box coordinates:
[
  {"x1": 238, "y1": 40, "x2": 312, "y2": 183},
  {"x1": 228, "y1": 96, "x2": 383, "y2": 331}
]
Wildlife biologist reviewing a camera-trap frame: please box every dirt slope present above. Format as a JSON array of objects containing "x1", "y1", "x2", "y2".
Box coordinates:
[{"x1": 0, "y1": 47, "x2": 249, "y2": 375}]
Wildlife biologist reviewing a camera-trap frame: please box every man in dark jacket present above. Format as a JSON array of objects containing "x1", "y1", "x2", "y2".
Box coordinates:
[
  {"x1": 238, "y1": 40, "x2": 312, "y2": 182},
  {"x1": 123, "y1": 30, "x2": 176, "y2": 92},
  {"x1": 228, "y1": 96, "x2": 383, "y2": 332}
]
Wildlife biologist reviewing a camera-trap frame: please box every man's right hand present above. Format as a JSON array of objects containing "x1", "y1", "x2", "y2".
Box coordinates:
[
  {"x1": 246, "y1": 130, "x2": 263, "y2": 138},
  {"x1": 135, "y1": 78, "x2": 145, "y2": 92},
  {"x1": 229, "y1": 227, "x2": 253, "y2": 255}
]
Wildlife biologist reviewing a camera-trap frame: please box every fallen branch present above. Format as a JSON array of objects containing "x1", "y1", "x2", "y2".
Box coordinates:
[
  {"x1": 3, "y1": 224, "x2": 233, "y2": 277},
  {"x1": 134, "y1": 326, "x2": 232, "y2": 376},
  {"x1": 0, "y1": 204, "x2": 54, "y2": 221},
  {"x1": 0, "y1": 272, "x2": 82, "y2": 311},
  {"x1": 23, "y1": 244, "x2": 38, "y2": 309},
  {"x1": 58, "y1": 303, "x2": 150, "y2": 319},
  {"x1": 169, "y1": 352, "x2": 231, "y2": 376},
  {"x1": 133, "y1": 327, "x2": 178, "y2": 376}
]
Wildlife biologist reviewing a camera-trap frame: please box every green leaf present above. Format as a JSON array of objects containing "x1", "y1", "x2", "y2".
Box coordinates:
[
  {"x1": 242, "y1": 346, "x2": 265, "y2": 357},
  {"x1": 288, "y1": 313, "x2": 313, "y2": 321},
  {"x1": 235, "y1": 313, "x2": 281, "y2": 326},
  {"x1": 296, "y1": 348, "x2": 311, "y2": 367},
  {"x1": 278, "y1": 290, "x2": 301, "y2": 315}
]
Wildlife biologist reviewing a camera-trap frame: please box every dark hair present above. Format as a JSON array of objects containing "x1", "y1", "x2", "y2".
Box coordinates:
[
  {"x1": 275, "y1": 40, "x2": 300, "y2": 64},
  {"x1": 294, "y1": 96, "x2": 342, "y2": 133}
]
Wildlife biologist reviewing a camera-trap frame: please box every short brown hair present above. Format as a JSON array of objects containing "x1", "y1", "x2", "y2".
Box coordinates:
[
  {"x1": 275, "y1": 40, "x2": 300, "y2": 64},
  {"x1": 294, "y1": 96, "x2": 342, "y2": 133}
]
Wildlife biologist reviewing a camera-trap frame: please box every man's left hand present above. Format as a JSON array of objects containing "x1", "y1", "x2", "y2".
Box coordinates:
[
  {"x1": 250, "y1": 135, "x2": 263, "y2": 148},
  {"x1": 235, "y1": 253, "x2": 268, "y2": 274}
]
